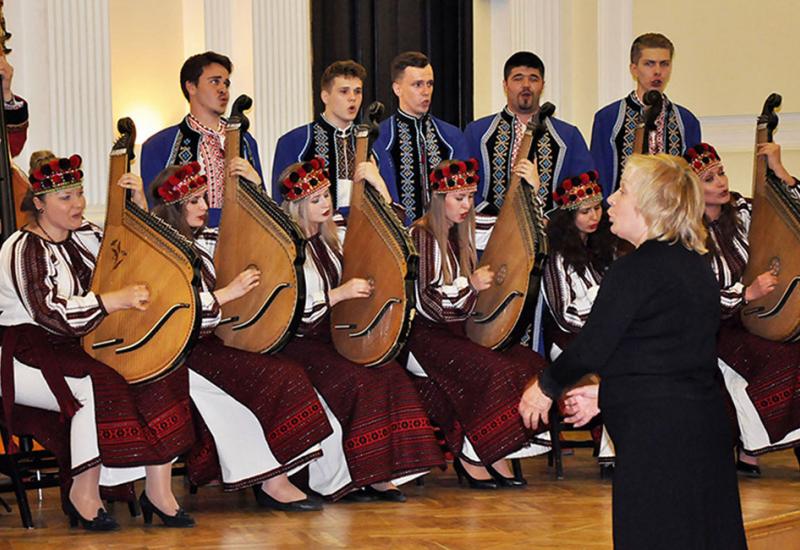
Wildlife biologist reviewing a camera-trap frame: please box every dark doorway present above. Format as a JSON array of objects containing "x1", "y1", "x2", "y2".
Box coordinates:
[{"x1": 311, "y1": 0, "x2": 473, "y2": 128}]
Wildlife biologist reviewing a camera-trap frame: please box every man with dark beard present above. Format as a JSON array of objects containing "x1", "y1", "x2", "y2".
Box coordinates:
[{"x1": 464, "y1": 51, "x2": 593, "y2": 218}]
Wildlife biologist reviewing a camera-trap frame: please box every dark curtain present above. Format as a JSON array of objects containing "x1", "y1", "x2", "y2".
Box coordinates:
[{"x1": 311, "y1": 0, "x2": 473, "y2": 129}]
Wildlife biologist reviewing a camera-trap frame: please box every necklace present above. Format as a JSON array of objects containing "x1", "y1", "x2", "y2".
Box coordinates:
[{"x1": 36, "y1": 221, "x2": 60, "y2": 243}]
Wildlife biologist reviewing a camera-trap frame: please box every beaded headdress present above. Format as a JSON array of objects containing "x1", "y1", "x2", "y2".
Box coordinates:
[
  {"x1": 29, "y1": 155, "x2": 84, "y2": 196},
  {"x1": 552, "y1": 170, "x2": 603, "y2": 210},
  {"x1": 429, "y1": 159, "x2": 480, "y2": 194},
  {"x1": 157, "y1": 162, "x2": 208, "y2": 205},
  {"x1": 280, "y1": 157, "x2": 330, "y2": 202}
]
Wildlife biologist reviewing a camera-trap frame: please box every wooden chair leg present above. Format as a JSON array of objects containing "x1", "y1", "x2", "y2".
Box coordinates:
[
  {"x1": 127, "y1": 498, "x2": 140, "y2": 517},
  {"x1": 189, "y1": 484, "x2": 198, "y2": 495},
  {"x1": 7, "y1": 456, "x2": 34, "y2": 528},
  {"x1": 0, "y1": 427, "x2": 35, "y2": 529},
  {"x1": 511, "y1": 458, "x2": 523, "y2": 481},
  {"x1": 549, "y1": 407, "x2": 564, "y2": 480},
  {"x1": 415, "y1": 475, "x2": 425, "y2": 487}
]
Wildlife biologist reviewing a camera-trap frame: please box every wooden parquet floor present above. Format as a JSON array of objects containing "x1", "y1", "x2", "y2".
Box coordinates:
[{"x1": 0, "y1": 448, "x2": 798, "y2": 549}]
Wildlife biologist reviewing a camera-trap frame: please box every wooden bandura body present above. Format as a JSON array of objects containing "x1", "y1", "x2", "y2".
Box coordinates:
[
  {"x1": 330, "y1": 102, "x2": 417, "y2": 366},
  {"x1": 741, "y1": 93, "x2": 800, "y2": 342},
  {"x1": 464, "y1": 104, "x2": 552, "y2": 350},
  {"x1": 0, "y1": 11, "x2": 27, "y2": 238},
  {"x1": 214, "y1": 95, "x2": 306, "y2": 353},
  {"x1": 10, "y1": 165, "x2": 28, "y2": 229},
  {"x1": 82, "y1": 118, "x2": 202, "y2": 383}
]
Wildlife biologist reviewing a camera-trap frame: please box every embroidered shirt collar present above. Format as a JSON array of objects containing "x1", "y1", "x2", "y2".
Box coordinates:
[
  {"x1": 318, "y1": 114, "x2": 353, "y2": 138},
  {"x1": 397, "y1": 108, "x2": 430, "y2": 125},
  {"x1": 501, "y1": 105, "x2": 536, "y2": 124},
  {"x1": 187, "y1": 114, "x2": 227, "y2": 137}
]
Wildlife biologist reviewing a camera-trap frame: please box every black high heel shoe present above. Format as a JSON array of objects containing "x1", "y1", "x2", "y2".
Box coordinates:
[
  {"x1": 485, "y1": 463, "x2": 527, "y2": 488},
  {"x1": 362, "y1": 485, "x2": 407, "y2": 502},
  {"x1": 599, "y1": 462, "x2": 615, "y2": 480},
  {"x1": 252, "y1": 485, "x2": 322, "y2": 511},
  {"x1": 64, "y1": 499, "x2": 119, "y2": 531},
  {"x1": 139, "y1": 491, "x2": 195, "y2": 527},
  {"x1": 453, "y1": 459, "x2": 498, "y2": 490},
  {"x1": 735, "y1": 459, "x2": 761, "y2": 477},
  {"x1": 735, "y1": 447, "x2": 761, "y2": 478}
]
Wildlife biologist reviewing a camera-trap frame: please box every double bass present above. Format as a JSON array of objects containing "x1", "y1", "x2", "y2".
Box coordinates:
[
  {"x1": 82, "y1": 119, "x2": 202, "y2": 383},
  {"x1": 214, "y1": 95, "x2": 306, "y2": 353},
  {"x1": 741, "y1": 93, "x2": 800, "y2": 342},
  {"x1": 330, "y1": 102, "x2": 417, "y2": 366},
  {"x1": 464, "y1": 103, "x2": 552, "y2": 350}
]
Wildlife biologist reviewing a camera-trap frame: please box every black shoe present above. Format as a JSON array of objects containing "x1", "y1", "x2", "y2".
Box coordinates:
[
  {"x1": 65, "y1": 500, "x2": 120, "y2": 531},
  {"x1": 599, "y1": 463, "x2": 615, "y2": 480},
  {"x1": 793, "y1": 446, "x2": 800, "y2": 470},
  {"x1": 340, "y1": 487, "x2": 380, "y2": 502},
  {"x1": 736, "y1": 459, "x2": 761, "y2": 478},
  {"x1": 453, "y1": 459, "x2": 498, "y2": 490},
  {"x1": 362, "y1": 485, "x2": 407, "y2": 502},
  {"x1": 252, "y1": 485, "x2": 322, "y2": 511},
  {"x1": 485, "y1": 464, "x2": 527, "y2": 488},
  {"x1": 139, "y1": 491, "x2": 196, "y2": 527}
]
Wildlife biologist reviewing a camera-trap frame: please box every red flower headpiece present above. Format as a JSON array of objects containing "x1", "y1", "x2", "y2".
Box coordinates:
[
  {"x1": 552, "y1": 170, "x2": 603, "y2": 210},
  {"x1": 429, "y1": 158, "x2": 480, "y2": 194},
  {"x1": 280, "y1": 157, "x2": 330, "y2": 202},
  {"x1": 157, "y1": 161, "x2": 208, "y2": 205},
  {"x1": 29, "y1": 154, "x2": 84, "y2": 196},
  {"x1": 683, "y1": 143, "x2": 721, "y2": 176}
]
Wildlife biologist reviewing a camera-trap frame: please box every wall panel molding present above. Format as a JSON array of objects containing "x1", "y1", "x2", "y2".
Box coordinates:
[{"x1": 700, "y1": 113, "x2": 800, "y2": 153}]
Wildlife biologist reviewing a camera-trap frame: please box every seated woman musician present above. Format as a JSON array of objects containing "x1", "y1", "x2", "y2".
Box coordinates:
[
  {"x1": 402, "y1": 158, "x2": 549, "y2": 489},
  {"x1": 279, "y1": 157, "x2": 444, "y2": 502},
  {"x1": 0, "y1": 155, "x2": 195, "y2": 530},
  {"x1": 542, "y1": 169, "x2": 618, "y2": 474},
  {"x1": 683, "y1": 142, "x2": 800, "y2": 476},
  {"x1": 147, "y1": 162, "x2": 334, "y2": 512}
]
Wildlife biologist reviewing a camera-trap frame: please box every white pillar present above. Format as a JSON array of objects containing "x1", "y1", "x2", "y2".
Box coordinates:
[
  {"x1": 509, "y1": 0, "x2": 562, "y2": 111},
  {"x1": 252, "y1": 0, "x2": 313, "y2": 190},
  {"x1": 45, "y1": 0, "x2": 113, "y2": 220},
  {"x1": 597, "y1": 0, "x2": 633, "y2": 108}
]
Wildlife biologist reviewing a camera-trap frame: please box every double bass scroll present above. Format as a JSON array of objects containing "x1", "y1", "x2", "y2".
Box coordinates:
[
  {"x1": 214, "y1": 95, "x2": 306, "y2": 353},
  {"x1": 464, "y1": 103, "x2": 553, "y2": 350},
  {"x1": 330, "y1": 101, "x2": 418, "y2": 366},
  {"x1": 741, "y1": 93, "x2": 800, "y2": 342},
  {"x1": 83, "y1": 118, "x2": 202, "y2": 383}
]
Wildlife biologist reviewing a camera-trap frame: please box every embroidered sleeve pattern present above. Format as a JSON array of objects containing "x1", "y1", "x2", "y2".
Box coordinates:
[
  {"x1": 709, "y1": 194, "x2": 752, "y2": 319},
  {"x1": 412, "y1": 227, "x2": 477, "y2": 323},
  {"x1": 195, "y1": 243, "x2": 221, "y2": 336},
  {"x1": 14, "y1": 235, "x2": 105, "y2": 337},
  {"x1": 543, "y1": 253, "x2": 599, "y2": 334}
]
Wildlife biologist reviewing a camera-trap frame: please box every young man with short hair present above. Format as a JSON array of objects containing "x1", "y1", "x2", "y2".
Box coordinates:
[
  {"x1": 141, "y1": 51, "x2": 263, "y2": 227},
  {"x1": 590, "y1": 33, "x2": 701, "y2": 196},
  {"x1": 373, "y1": 51, "x2": 468, "y2": 225},
  {"x1": 271, "y1": 60, "x2": 367, "y2": 212}
]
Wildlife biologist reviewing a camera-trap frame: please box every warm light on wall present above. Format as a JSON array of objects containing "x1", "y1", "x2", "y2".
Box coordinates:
[{"x1": 119, "y1": 104, "x2": 169, "y2": 145}]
